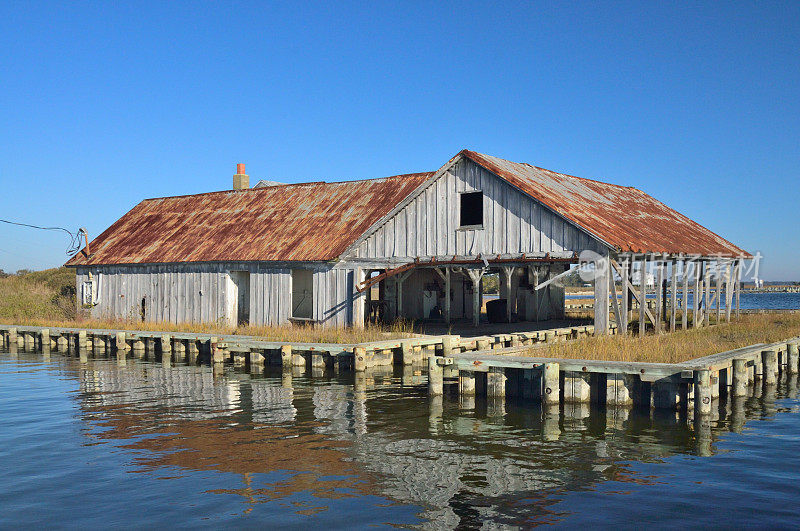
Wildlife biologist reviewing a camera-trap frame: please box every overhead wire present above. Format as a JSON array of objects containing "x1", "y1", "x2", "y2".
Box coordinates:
[{"x1": 0, "y1": 218, "x2": 86, "y2": 255}]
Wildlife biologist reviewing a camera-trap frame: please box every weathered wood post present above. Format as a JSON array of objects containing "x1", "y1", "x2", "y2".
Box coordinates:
[
  {"x1": 188, "y1": 340, "x2": 199, "y2": 363},
  {"x1": 606, "y1": 373, "x2": 634, "y2": 406},
  {"x1": 353, "y1": 346, "x2": 366, "y2": 372},
  {"x1": 428, "y1": 356, "x2": 444, "y2": 396},
  {"x1": 40, "y1": 329, "x2": 50, "y2": 354},
  {"x1": 669, "y1": 259, "x2": 678, "y2": 332},
  {"x1": 210, "y1": 337, "x2": 225, "y2": 364},
  {"x1": 621, "y1": 258, "x2": 630, "y2": 335},
  {"x1": 732, "y1": 358, "x2": 748, "y2": 397},
  {"x1": 459, "y1": 370, "x2": 476, "y2": 396},
  {"x1": 174, "y1": 339, "x2": 186, "y2": 362},
  {"x1": 788, "y1": 341, "x2": 800, "y2": 374},
  {"x1": 476, "y1": 338, "x2": 489, "y2": 351},
  {"x1": 115, "y1": 332, "x2": 128, "y2": 353},
  {"x1": 762, "y1": 349, "x2": 778, "y2": 385},
  {"x1": 280, "y1": 345, "x2": 292, "y2": 369},
  {"x1": 249, "y1": 350, "x2": 264, "y2": 373},
  {"x1": 7, "y1": 328, "x2": 17, "y2": 353},
  {"x1": 291, "y1": 349, "x2": 306, "y2": 368},
  {"x1": 56, "y1": 335, "x2": 67, "y2": 353},
  {"x1": 594, "y1": 255, "x2": 610, "y2": 335},
  {"x1": 639, "y1": 255, "x2": 647, "y2": 337},
  {"x1": 694, "y1": 369, "x2": 712, "y2": 416},
  {"x1": 441, "y1": 335, "x2": 459, "y2": 357},
  {"x1": 487, "y1": 367, "x2": 506, "y2": 398},
  {"x1": 682, "y1": 259, "x2": 689, "y2": 330},
  {"x1": 93, "y1": 335, "x2": 106, "y2": 356},
  {"x1": 77, "y1": 330, "x2": 87, "y2": 351},
  {"x1": 542, "y1": 362, "x2": 560, "y2": 405},
  {"x1": 400, "y1": 340, "x2": 414, "y2": 366},
  {"x1": 160, "y1": 334, "x2": 172, "y2": 361},
  {"x1": 563, "y1": 371, "x2": 591, "y2": 403},
  {"x1": 311, "y1": 351, "x2": 325, "y2": 370},
  {"x1": 467, "y1": 269, "x2": 483, "y2": 327}
]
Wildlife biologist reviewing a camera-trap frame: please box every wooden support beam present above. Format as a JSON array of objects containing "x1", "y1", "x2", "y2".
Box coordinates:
[
  {"x1": 620, "y1": 259, "x2": 629, "y2": 335},
  {"x1": 693, "y1": 260, "x2": 701, "y2": 328},
  {"x1": 433, "y1": 267, "x2": 452, "y2": 324},
  {"x1": 639, "y1": 255, "x2": 647, "y2": 337},
  {"x1": 501, "y1": 266, "x2": 515, "y2": 324},
  {"x1": 716, "y1": 261, "x2": 722, "y2": 323},
  {"x1": 609, "y1": 259, "x2": 656, "y2": 328},
  {"x1": 734, "y1": 259, "x2": 741, "y2": 317},
  {"x1": 655, "y1": 259, "x2": 664, "y2": 333},
  {"x1": 670, "y1": 259, "x2": 677, "y2": 332},
  {"x1": 466, "y1": 268, "x2": 485, "y2": 328},
  {"x1": 725, "y1": 261, "x2": 733, "y2": 322},
  {"x1": 594, "y1": 257, "x2": 610, "y2": 335},
  {"x1": 682, "y1": 259, "x2": 689, "y2": 330},
  {"x1": 609, "y1": 263, "x2": 621, "y2": 334},
  {"x1": 396, "y1": 270, "x2": 413, "y2": 321},
  {"x1": 704, "y1": 264, "x2": 711, "y2": 327}
]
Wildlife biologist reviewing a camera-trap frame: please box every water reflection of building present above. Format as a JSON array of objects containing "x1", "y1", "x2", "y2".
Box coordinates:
[{"x1": 67, "y1": 359, "x2": 788, "y2": 527}]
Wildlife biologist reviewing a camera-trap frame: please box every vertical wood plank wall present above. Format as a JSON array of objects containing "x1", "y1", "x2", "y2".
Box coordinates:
[
  {"x1": 351, "y1": 158, "x2": 606, "y2": 260},
  {"x1": 76, "y1": 263, "x2": 292, "y2": 326}
]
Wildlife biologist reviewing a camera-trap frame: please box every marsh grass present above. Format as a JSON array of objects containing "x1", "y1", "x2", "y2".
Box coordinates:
[
  {"x1": 525, "y1": 312, "x2": 800, "y2": 363},
  {"x1": 0, "y1": 267, "x2": 76, "y2": 321}
]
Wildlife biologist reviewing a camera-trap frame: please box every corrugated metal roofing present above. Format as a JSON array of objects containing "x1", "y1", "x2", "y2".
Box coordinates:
[
  {"x1": 66, "y1": 173, "x2": 432, "y2": 266},
  {"x1": 460, "y1": 150, "x2": 749, "y2": 257}
]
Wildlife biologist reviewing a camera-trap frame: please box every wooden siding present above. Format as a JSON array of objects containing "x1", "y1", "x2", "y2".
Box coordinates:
[
  {"x1": 350, "y1": 158, "x2": 606, "y2": 260},
  {"x1": 76, "y1": 264, "x2": 291, "y2": 326},
  {"x1": 312, "y1": 266, "x2": 359, "y2": 327}
]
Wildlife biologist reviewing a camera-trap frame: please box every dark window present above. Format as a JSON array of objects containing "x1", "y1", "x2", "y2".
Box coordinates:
[{"x1": 460, "y1": 191, "x2": 483, "y2": 227}]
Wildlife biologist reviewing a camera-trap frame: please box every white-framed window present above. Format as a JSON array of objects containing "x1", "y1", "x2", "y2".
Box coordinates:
[{"x1": 81, "y1": 280, "x2": 94, "y2": 306}]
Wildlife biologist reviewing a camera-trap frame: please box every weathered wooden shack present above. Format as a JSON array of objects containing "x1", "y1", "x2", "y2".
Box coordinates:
[{"x1": 66, "y1": 150, "x2": 749, "y2": 333}]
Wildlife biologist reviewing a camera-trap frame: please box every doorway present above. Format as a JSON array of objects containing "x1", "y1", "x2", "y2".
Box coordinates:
[{"x1": 227, "y1": 271, "x2": 250, "y2": 326}]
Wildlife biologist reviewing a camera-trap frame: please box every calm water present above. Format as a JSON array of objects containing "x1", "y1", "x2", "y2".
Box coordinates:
[
  {"x1": 2, "y1": 351, "x2": 800, "y2": 528},
  {"x1": 569, "y1": 291, "x2": 800, "y2": 310}
]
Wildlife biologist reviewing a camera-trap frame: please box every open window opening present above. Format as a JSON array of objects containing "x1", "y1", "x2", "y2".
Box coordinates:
[{"x1": 460, "y1": 191, "x2": 483, "y2": 227}]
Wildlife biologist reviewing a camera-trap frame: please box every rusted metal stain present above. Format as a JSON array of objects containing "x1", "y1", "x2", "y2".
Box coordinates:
[
  {"x1": 460, "y1": 150, "x2": 749, "y2": 257},
  {"x1": 66, "y1": 173, "x2": 432, "y2": 266}
]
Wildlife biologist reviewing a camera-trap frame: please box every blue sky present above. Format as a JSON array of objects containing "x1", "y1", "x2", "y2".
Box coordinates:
[{"x1": 0, "y1": 1, "x2": 797, "y2": 279}]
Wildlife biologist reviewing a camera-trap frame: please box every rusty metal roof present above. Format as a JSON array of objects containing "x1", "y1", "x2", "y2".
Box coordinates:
[
  {"x1": 66, "y1": 173, "x2": 432, "y2": 266},
  {"x1": 459, "y1": 150, "x2": 749, "y2": 257}
]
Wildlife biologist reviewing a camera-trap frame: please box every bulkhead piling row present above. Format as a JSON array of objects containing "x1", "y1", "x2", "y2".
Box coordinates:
[{"x1": 444, "y1": 338, "x2": 800, "y2": 415}]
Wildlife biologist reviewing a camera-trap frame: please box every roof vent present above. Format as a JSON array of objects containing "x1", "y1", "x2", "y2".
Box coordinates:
[{"x1": 233, "y1": 163, "x2": 249, "y2": 190}]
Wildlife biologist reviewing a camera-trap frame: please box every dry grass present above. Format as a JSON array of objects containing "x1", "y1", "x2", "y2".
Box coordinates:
[
  {"x1": 0, "y1": 267, "x2": 76, "y2": 321},
  {"x1": 0, "y1": 316, "x2": 416, "y2": 344},
  {"x1": 524, "y1": 313, "x2": 800, "y2": 364}
]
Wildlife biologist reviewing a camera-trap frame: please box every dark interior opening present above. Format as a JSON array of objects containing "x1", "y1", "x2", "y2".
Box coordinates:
[{"x1": 460, "y1": 191, "x2": 483, "y2": 227}]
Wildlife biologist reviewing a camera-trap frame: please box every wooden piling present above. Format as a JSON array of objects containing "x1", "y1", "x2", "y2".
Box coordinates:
[
  {"x1": 694, "y1": 369, "x2": 712, "y2": 416},
  {"x1": 428, "y1": 356, "x2": 444, "y2": 396},
  {"x1": 542, "y1": 362, "x2": 559, "y2": 405},
  {"x1": 115, "y1": 332, "x2": 128, "y2": 353},
  {"x1": 249, "y1": 350, "x2": 264, "y2": 373},
  {"x1": 77, "y1": 330, "x2": 87, "y2": 350},
  {"x1": 732, "y1": 358, "x2": 748, "y2": 397},
  {"x1": 788, "y1": 341, "x2": 799, "y2": 375},
  {"x1": 353, "y1": 346, "x2": 366, "y2": 372},
  {"x1": 160, "y1": 335, "x2": 172, "y2": 357},
  {"x1": 280, "y1": 345, "x2": 292, "y2": 369},
  {"x1": 400, "y1": 340, "x2": 414, "y2": 365},
  {"x1": 40, "y1": 329, "x2": 50, "y2": 354},
  {"x1": 762, "y1": 349, "x2": 778, "y2": 385},
  {"x1": 459, "y1": 370, "x2": 476, "y2": 396},
  {"x1": 563, "y1": 371, "x2": 591, "y2": 403},
  {"x1": 606, "y1": 373, "x2": 634, "y2": 406},
  {"x1": 487, "y1": 367, "x2": 506, "y2": 398}
]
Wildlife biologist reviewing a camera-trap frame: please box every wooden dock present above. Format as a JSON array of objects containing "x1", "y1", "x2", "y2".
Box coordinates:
[
  {"x1": 1, "y1": 322, "x2": 794, "y2": 420},
  {"x1": 0, "y1": 322, "x2": 607, "y2": 371}
]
